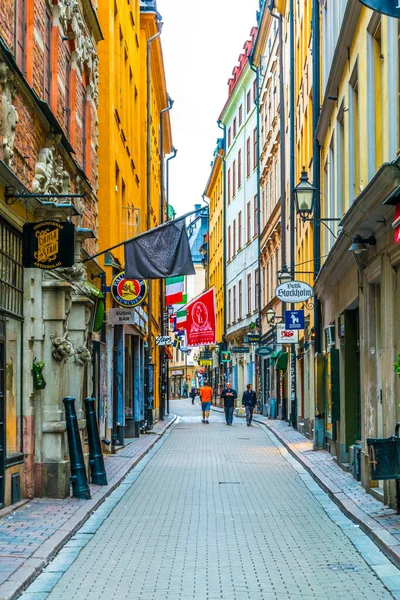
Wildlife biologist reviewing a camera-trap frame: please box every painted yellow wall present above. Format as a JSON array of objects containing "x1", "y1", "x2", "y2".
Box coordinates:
[{"x1": 205, "y1": 152, "x2": 224, "y2": 343}]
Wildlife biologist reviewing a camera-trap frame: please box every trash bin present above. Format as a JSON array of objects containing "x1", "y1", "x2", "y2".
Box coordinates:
[{"x1": 269, "y1": 398, "x2": 277, "y2": 419}]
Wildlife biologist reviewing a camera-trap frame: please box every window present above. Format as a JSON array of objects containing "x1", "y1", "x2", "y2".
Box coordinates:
[
  {"x1": 247, "y1": 273, "x2": 252, "y2": 314},
  {"x1": 255, "y1": 269, "x2": 259, "y2": 311},
  {"x1": 65, "y1": 53, "x2": 71, "y2": 136},
  {"x1": 246, "y1": 137, "x2": 250, "y2": 177},
  {"x1": 247, "y1": 90, "x2": 251, "y2": 114},
  {"x1": 228, "y1": 168, "x2": 231, "y2": 204},
  {"x1": 238, "y1": 280, "x2": 242, "y2": 319},
  {"x1": 238, "y1": 211, "x2": 242, "y2": 250},
  {"x1": 233, "y1": 285, "x2": 237, "y2": 321},
  {"x1": 254, "y1": 194, "x2": 258, "y2": 236},
  {"x1": 253, "y1": 128, "x2": 257, "y2": 170},
  {"x1": 15, "y1": 0, "x2": 26, "y2": 73},
  {"x1": 233, "y1": 117, "x2": 237, "y2": 138},
  {"x1": 228, "y1": 225, "x2": 231, "y2": 261},
  {"x1": 233, "y1": 219, "x2": 236, "y2": 256},
  {"x1": 246, "y1": 201, "x2": 251, "y2": 242},
  {"x1": 43, "y1": 8, "x2": 52, "y2": 104},
  {"x1": 228, "y1": 127, "x2": 231, "y2": 147},
  {"x1": 253, "y1": 78, "x2": 257, "y2": 103},
  {"x1": 238, "y1": 149, "x2": 242, "y2": 188},
  {"x1": 232, "y1": 160, "x2": 236, "y2": 197},
  {"x1": 228, "y1": 289, "x2": 231, "y2": 325},
  {"x1": 239, "y1": 104, "x2": 243, "y2": 126}
]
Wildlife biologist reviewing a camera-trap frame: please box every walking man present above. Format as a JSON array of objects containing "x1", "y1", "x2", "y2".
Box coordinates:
[
  {"x1": 242, "y1": 383, "x2": 257, "y2": 426},
  {"x1": 221, "y1": 382, "x2": 237, "y2": 425},
  {"x1": 200, "y1": 380, "x2": 213, "y2": 424},
  {"x1": 190, "y1": 386, "x2": 196, "y2": 405}
]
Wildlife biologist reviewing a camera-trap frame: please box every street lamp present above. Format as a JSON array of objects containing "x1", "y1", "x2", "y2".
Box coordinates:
[
  {"x1": 266, "y1": 307, "x2": 276, "y2": 325},
  {"x1": 349, "y1": 235, "x2": 376, "y2": 255},
  {"x1": 294, "y1": 167, "x2": 317, "y2": 221},
  {"x1": 278, "y1": 265, "x2": 292, "y2": 285},
  {"x1": 167, "y1": 304, "x2": 174, "y2": 317}
]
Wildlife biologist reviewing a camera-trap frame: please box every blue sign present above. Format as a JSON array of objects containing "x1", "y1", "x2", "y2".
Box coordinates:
[
  {"x1": 359, "y1": 0, "x2": 400, "y2": 18},
  {"x1": 285, "y1": 310, "x2": 305, "y2": 331}
]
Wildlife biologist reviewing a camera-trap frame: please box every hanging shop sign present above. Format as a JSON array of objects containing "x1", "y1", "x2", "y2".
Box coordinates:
[
  {"x1": 156, "y1": 336, "x2": 172, "y2": 346},
  {"x1": 284, "y1": 310, "x2": 305, "y2": 331},
  {"x1": 393, "y1": 204, "x2": 400, "y2": 245},
  {"x1": 246, "y1": 334, "x2": 260, "y2": 343},
  {"x1": 275, "y1": 281, "x2": 313, "y2": 304},
  {"x1": 199, "y1": 351, "x2": 213, "y2": 359},
  {"x1": 359, "y1": 0, "x2": 400, "y2": 18},
  {"x1": 276, "y1": 324, "x2": 299, "y2": 344},
  {"x1": 111, "y1": 272, "x2": 148, "y2": 308},
  {"x1": 199, "y1": 359, "x2": 212, "y2": 366},
  {"x1": 22, "y1": 221, "x2": 74, "y2": 269},
  {"x1": 232, "y1": 346, "x2": 250, "y2": 353},
  {"x1": 255, "y1": 346, "x2": 274, "y2": 357}
]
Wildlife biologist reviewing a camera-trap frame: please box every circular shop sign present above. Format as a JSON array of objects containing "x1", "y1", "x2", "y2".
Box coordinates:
[
  {"x1": 111, "y1": 272, "x2": 148, "y2": 308},
  {"x1": 275, "y1": 281, "x2": 313, "y2": 304},
  {"x1": 255, "y1": 346, "x2": 274, "y2": 357}
]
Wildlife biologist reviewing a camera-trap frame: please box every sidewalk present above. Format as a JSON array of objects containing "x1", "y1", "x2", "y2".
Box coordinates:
[
  {"x1": 258, "y1": 417, "x2": 400, "y2": 569},
  {"x1": 0, "y1": 415, "x2": 176, "y2": 600}
]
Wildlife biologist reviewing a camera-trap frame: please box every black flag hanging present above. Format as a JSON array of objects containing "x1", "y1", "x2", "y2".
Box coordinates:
[{"x1": 124, "y1": 218, "x2": 196, "y2": 279}]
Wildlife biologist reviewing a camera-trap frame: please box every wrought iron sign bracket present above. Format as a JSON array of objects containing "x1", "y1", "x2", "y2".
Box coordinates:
[{"x1": 4, "y1": 186, "x2": 86, "y2": 206}]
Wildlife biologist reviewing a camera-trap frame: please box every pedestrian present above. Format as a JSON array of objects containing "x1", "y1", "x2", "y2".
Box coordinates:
[
  {"x1": 220, "y1": 382, "x2": 237, "y2": 425},
  {"x1": 190, "y1": 386, "x2": 196, "y2": 405},
  {"x1": 242, "y1": 383, "x2": 257, "y2": 426},
  {"x1": 182, "y1": 382, "x2": 188, "y2": 398},
  {"x1": 200, "y1": 380, "x2": 213, "y2": 424}
]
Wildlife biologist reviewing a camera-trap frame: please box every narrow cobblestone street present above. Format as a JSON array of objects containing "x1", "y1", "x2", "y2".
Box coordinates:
[{"x1": 21, "y1": 400, "x2": 400, "y2": 600}]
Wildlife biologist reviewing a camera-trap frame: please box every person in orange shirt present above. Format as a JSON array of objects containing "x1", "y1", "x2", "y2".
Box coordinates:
[{"x1": 200, "y1": 381, "x2": 213, "y2": 424}]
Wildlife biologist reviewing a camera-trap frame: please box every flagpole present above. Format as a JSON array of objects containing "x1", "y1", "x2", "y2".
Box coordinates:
[{"x1": 83, "y1": 205, "x2": 209, "y2": 264}]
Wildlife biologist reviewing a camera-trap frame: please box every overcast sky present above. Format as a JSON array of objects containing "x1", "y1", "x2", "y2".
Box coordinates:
[{"x1": 158, "y1": 0, "x2": 259, "y2": 217}]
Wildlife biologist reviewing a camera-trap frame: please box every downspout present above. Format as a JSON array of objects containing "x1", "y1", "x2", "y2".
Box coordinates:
[
  {"x1": 166, "y1": 147, "x2": 177, "y2": 221},
  {"x1": 159, "y1": 95, "x2": 173, "y2": 420},
  {"x1": 146, "y1": 21, "x2": 162, "y2": 425},
  {"x1": 248, "y1": 51, "x2": 262, "y2": 402},
  {"x1": 217, "y1": 120, "x2": 227, "y2": 342}
]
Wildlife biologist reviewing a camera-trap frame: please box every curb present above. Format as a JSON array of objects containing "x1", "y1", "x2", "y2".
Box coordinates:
[
  {"x1": 0, "y1": 416, "x2": 177, "y2": 600},
  {"x1": 258, "y1": 420, "x2": 400, "y2": 570}
]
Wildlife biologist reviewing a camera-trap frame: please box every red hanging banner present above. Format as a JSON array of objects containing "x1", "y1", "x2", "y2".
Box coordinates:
[{"x1": 185, "y1": 288, "x2": 216, "y2": 347}]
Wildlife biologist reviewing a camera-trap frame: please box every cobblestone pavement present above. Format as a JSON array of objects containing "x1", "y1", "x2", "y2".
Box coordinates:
[
  {"x1": 21, "y1": 400, "x2": 400, "y2": 600},
  {"x1": 0, "y1": 416, "x2": 174, "y2": 600}
]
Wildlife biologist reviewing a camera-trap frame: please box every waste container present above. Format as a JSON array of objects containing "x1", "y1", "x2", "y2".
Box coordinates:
[{"x1": 269, "y1": 398, "x2": 277, "y2": 419}]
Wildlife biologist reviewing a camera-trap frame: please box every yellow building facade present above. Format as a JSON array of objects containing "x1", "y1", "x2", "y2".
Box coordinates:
[{"x1": 98, "y1": 0, "x2": 172, "y2": 441}]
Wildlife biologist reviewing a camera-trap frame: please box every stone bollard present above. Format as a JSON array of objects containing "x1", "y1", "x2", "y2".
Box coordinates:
[{"x1": 84, "y1": 397, "x2": 108, "y2": 486}]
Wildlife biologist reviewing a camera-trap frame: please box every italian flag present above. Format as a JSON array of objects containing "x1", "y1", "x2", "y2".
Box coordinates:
[
  {"x1": 176, "y1": 309, "x2": 187, "y2": 329},
  {"x1": 166, "y1": 276, "x2": 184, "y2": 305}
]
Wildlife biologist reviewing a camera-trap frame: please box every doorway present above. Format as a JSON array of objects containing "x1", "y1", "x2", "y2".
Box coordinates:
[{"x1": 0, "y1": 318, "x2": 6, "y2": 507}]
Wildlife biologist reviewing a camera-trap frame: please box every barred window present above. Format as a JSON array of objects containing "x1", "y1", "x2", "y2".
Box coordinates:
[{"x1": 0, "y1": 219, "x2": 23, "y2": 318}]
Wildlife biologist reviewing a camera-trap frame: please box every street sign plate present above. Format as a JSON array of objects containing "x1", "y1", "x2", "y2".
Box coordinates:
[
  {"x1": 285, "y1": 310, "x2": 305, "y2": 330},
  {"x1": 359, "y1": 1, "x2": 400, "y2": 18},
  {"x1": 199, "y1": 351, "x2": 213, "y2": 359},
  {"x1": 108, "y1": 308, "x2": 136, "y2": 325},
  {"x1": 275, "y1": 281, "x2": 313, "y2": 304},
  {"x1": 156, "y1": 336, "x2": 172, "y2": 346},
  {"x1": 255, "y1": 346, "x2": 274, "y2": 357},
  {"x1": 199, "y1": 359, "x2": 212, "y2": 366},
  {"x1": 232, "y1": 346, "x2": 250, "y2": 353},
  {"x1": 277, "y1": 324, "x2": 299, "y2": 344}
]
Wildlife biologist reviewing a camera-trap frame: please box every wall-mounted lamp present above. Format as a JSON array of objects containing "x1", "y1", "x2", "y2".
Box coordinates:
[
  {"x1": 277, "y1": 265, "x2": 292, "y2": 285},
  {"x1": 349, "y1": 235, "x2": 376, "y2": 255},
  {"x1": 266, "y1": 307, "x2": 276, "y2": 325}
]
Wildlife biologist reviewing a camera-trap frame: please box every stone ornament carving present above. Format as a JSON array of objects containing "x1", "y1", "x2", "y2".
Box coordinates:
[
  {"x1": 50, "y1": 334, "x2": 75, "y2": 362},
  {"x1": 0, "y1": 62, "x2": 19, "y2": 167},
  {"x1": 74, "y1": 345, "x2": 91, "y2": 366},
  {"x1": 56, "y1": 0, "x2": 99, "y2": 104},
  {"x1": 32, "y1": 134, "x2": 71, "y2": 195}
]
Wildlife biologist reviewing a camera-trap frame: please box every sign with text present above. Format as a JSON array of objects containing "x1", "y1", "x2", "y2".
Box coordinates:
[
  {"x1": 277, "y1": 324, "x2": 299, "y2": 344},
  {"x1": 199, "y1": 351, "x2": 213, "y2": 359},
  {"x1": 275, "y1": 281, "x2": 313, "y2": 304},
  {"x1": 359, "y1": 0, "x2": 400, "y2": 18},
  {"x1": 232, "y1": 346, "x2": 250, "y2": 353},
  {"x1": 246, "y1": 334, "x2": 260, "y2": 343},
  {"x1": 22, "y1": 221, "x2": 74, "y2": 269},
  {"x1": 199, "y1": 359, "x2": 212, "y2": 366},
  {"x1": 255, "y1": 346, "x2": 274, "y2": 357},
  {"x1": 156, "y1": 336, "x2": 172, "y2": 346},
  {"x1": 284, "y1": 310, "x2": 305, "y2": 331}
]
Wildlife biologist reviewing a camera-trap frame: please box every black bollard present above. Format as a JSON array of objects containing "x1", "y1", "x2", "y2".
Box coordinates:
[
  {"x1": 63, "y1": 396, "x2": 91, "y2": 499},
  {"x1": 84, "y1": 397, "x2": 108, "y2": 486}
]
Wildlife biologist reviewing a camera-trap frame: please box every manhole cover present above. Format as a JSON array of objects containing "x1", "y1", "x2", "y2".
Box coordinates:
[
  {"x1": 219, "y1": 481, "x2": 240, "y2": 485},
  {"x1": 328, "y1": 564, "x2": 360, "y2": 573}
]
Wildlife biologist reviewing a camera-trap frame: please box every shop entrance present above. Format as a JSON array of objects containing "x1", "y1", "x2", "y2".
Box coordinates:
[{"x1": 0, "y1": 319, "x2": 5, "y2": 507}]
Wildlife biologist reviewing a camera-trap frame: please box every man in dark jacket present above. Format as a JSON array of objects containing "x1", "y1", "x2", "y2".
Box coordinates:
[
  {"x1": 220, "y1": 382, "x2": 237, "y2": 425},
  {"x1": 242, "y1": 384, "x2": 257, "y2": 426}
]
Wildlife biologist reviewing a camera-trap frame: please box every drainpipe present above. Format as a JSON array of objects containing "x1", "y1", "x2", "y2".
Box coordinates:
[
  {"x1": 146, "y1": 20, "x2": 162, "y2": 425},
  {"x1": 166, "y1": 147, "x2": 177, "y2": 221},
  {"x1": 248, "y1": 52, "x2": 262, "y2": 405},
  {"x1": 312, "y1": 0, "x2": 323, "y2": 448},
  {"x1": 217, "y1": 120, "x2": 227, "y2": 346},
  {"x1": 159, "y1": 95, "x2": 173, "y2": 420}
]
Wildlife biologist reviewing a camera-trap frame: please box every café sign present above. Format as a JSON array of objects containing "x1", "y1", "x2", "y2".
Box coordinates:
[
  {"x1": 275, "y1": 281, "x2": 313, "y2": 304},
  {"x1": 22, "y1": 221, "x2": 74, "y2": 269},
  {"x1": 359, "y1": 0, "x2": 400, "y2": 18}
]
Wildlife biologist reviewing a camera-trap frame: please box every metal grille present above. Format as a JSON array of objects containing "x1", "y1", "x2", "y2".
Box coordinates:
[{"x1": 0, "y1": 219, "x2": 23, "y2": 318}]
